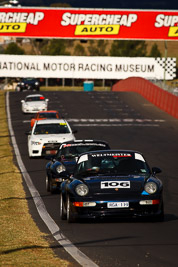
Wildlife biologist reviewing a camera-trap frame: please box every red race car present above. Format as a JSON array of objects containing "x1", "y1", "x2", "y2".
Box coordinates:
[{"x1": 31, "y1": 110, "x2": 60, "y2": 128}]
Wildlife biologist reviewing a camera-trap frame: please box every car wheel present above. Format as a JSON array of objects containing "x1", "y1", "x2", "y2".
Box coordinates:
[
  {"x1": 60, "y1": 193, "x2": 67, "y2": 220},
  {"x1": 49, "y1": 179, "x2": 55, "y2": 194},
  {"x1": 150, "y1": 202, "x2": 164, "y2": 222},
  {"x1": 156, "y1": 202, "x2": 164, "y2": 222},
  {"x1": 46, "y1": 175, "x2": 50, "y2": 192},
  {"x1": 67, "y1": 196, "x2": 76, "y2": 223}
]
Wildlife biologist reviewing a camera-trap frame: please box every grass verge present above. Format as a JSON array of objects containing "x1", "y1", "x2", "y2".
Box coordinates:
[{"x1": 0, "y1": 91, "x2": 71, "y2": 267}]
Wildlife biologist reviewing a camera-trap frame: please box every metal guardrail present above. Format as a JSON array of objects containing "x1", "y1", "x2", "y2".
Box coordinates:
[{"x1": 150, "y1": 80, "x2": 178, "y2": 96}]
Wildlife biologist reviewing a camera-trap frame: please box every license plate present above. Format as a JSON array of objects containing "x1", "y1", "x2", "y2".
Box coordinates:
[{"x1": 107, "y1": 202, "x2": 129, "y2": 208}]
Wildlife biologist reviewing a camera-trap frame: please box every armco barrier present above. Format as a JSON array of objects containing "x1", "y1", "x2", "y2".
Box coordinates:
[{"x1": 112, "y1": 77, "x2": 178, "y2": 119}]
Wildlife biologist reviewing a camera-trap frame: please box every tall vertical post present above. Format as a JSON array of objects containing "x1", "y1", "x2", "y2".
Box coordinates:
[{"x1": 164, "y1": 41, "x2": 167, "y2": 84}]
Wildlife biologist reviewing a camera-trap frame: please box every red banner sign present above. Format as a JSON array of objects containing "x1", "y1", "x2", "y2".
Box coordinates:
[{"x1": 0, "y1": 7, "x2": 178, "y2": 40}]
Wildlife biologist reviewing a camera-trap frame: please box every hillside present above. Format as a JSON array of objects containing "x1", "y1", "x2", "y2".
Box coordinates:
[
  {"x1": 146, "y1": 41, "x2": 178, "y2": 59},
  {"x1": 19, "y1": 39, "x2": 178, "y2": 61}
]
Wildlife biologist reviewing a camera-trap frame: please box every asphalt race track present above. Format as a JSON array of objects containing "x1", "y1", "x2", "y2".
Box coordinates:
[{"x1": 8, "y1": 90, "x2": 178, "y2": 267}]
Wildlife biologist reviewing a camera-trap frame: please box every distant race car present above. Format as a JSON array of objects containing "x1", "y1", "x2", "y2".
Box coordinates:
[
  {"x1": 27, "y1": 119, "x2": 76, "y2": 158},
  {"x1": 21, "y1": 94, "x2": 49, "y2": 114},
  {"x1": 45, "y1": 139, "x2": 110, "y2": 193},
  {"x1": 31, "y1": 110, "x2": 60, "y2": 128},
  {"x1": 59, "y1": 150, "x2": 164, "y2": 223},
  {"x1": 16, "y1": 78, "x2": 40, "y2": 92}
]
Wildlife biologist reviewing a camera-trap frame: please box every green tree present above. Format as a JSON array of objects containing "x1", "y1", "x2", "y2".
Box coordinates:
[
  {"x1": 148, "y1": 43, "x2": 162, "y2": 57},
  {"x1": 74, "y1": 43, "x2": 86, "y2": 56},
  {"x1": 4, "y1": 42, "x2": 25, "y2": 55},
  {"x1": 88, "y1": 40, "x2": 108, "y2": 56},
  {"x1": 41, "y1": 39, "x2": 70, "y2": 55},
  {"x1": 110, "y1": 40, "x2": 147, "y2": 57},
  {"x1": 0, "y1": 45, "x2": 5, "y2": 54},
  {"x1": 97, "y1": 40, "x2": 108, "y2": 56},
  {"x1": 88, "y1": 40, "x2": 99, "y2": 56}
]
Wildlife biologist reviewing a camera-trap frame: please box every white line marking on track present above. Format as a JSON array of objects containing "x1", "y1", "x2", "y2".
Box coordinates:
[
  {"x1": 23, "y1": 118, "x2": 165, "y2": 124},
  {"x1": 73, "y1": 124, "x2": 160, "y2": 127},
  {"x1": 6, "y1": 92, "x2": 98, "y2": 267}
]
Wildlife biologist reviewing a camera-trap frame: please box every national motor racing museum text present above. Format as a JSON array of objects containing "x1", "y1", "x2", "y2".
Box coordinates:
[{"x1": 0, "y1": 61, "x2": 154, "y2": 73}]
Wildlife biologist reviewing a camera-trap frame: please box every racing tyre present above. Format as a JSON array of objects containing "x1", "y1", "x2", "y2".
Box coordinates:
[
  {"x1": 46, "y1": 175, "x2": 50, "y2": 192},
  {"x1": 49, "y1": 179, "x2": 55, "y2": 194},
  {"x1": 150, "y1": 202, "x2": 164, "y2": 222},
  {"x1": 60, "y1": 193, "x2": 67, "y2": 220},
  {"x1": 67, "y1": 196, "x2": 76, "y2": 223},
  {"x1": 155, "y1": 202, "x2": 164, "y2": 222}
]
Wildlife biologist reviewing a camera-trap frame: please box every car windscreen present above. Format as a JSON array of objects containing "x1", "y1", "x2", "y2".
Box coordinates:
[
  {"x1": 33, "y1": 123, "x2": 70, "y2": 135},
  {"x1": 57, "y1": 144, "x2": 109, "y2": 159},
  {"x1": 74, "y1": 152, "x2": 151, "y2": 177},
  {"x1": 23, "y1": 78, "x2": 36, "y2": 82},
  {"x1": 26, "y1": 96, "x2": 45, "y2": 102},
  {"x1": 38, "y1": 113, "x2": 58, "y2": 119}
]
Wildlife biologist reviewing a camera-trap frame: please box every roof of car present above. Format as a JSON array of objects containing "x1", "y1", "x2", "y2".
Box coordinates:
[
  {"x1": 79, "y1": 150, "x2": 142, "y2": 156},
  {"x1": 60, "y1": 140, "x2": 109, "y2": 146},
  {"x1": 36, "y1": 119, "x2": 67, "y2": 125},
  {"x1": 36, "y1": 110, "x2": 58, "y2": 113},
  {"x1": 26, "y1": 94, "x2": 44, "y2": 98}
]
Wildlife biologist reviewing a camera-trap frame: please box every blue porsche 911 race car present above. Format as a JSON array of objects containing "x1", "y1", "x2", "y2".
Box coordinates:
[
  {"x1": 45, "y1": 139, "x2": 110, "y2": 193},
  {"x1": 59, "y1": 150, "x2": 164, "y2": 222}
]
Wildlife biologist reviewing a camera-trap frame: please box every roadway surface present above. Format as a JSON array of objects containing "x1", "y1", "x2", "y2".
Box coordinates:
[{"x1": 9, "y1": 90, "x2": 178, "y2": 267}]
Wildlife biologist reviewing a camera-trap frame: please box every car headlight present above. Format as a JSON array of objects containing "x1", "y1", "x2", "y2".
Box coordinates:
[
  {"x1": 75, "y1": 184, "x2": 89, "y2": 196},
  {"x1": 56, "y1": 164, "x2": 66, "y2": 173},
  {"x1": 35, "y1": 82, "x2": 39, "y2": 85},
  {"x1": 144, "y1": 182, "x2": 157, "y2": 194},
  {"x1": 31, "y1": 141, "x2": 41, "y2": 145}
]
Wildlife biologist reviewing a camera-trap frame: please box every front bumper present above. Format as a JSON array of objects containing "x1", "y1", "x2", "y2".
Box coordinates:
[
  {"x1": 42, "y1": 143, "x2": 61, "y2": 156},
  {"x1": 70, "y1": 199, "x2": 163, "y2": 219},
  {"x1": 29, "y1": 143, "x2": 41, "y2": 156},
  {"x1": 20, "y1": 84, "x2": 40, "y2": 91},
  {"x1": 51, "y1": 177, "x2": 64, "y2": 191},
  {"x1": 30, "y1": 143, "x2": 61, "y2": 157},
  {"x1": 23, "y1": 106, "x2": 47, "y2": 113}
]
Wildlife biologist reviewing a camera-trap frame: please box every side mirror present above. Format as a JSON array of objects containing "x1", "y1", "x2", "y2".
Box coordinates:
[
  {"x1": 21, "y1": 100, "x2": 24, "y2": 103},
  {"x1": 152, "y1": 167, "x2": 162, "y2": 175},
  {"x1": 72, "y1": 129, "x2": 78, "y2": 134},
  {"x1": 46, "y1": 99, "x2": 49, "y2": 102}
]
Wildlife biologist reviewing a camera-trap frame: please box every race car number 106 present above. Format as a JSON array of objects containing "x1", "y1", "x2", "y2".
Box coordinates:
[
  {"x1": 107, "y1": 202, "x2": 129, "y2": 208},
  {"x1": 101, "y1": 181, "x2": 130, "y2": 189}
]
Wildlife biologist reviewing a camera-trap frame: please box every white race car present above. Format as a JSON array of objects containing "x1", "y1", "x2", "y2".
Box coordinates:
[
  {"x1": 27, "y1": 119, "x2": 76, "y2": 158},
  {"x1": 21, "y1": 94, "x2": 49, "y2": 113}
]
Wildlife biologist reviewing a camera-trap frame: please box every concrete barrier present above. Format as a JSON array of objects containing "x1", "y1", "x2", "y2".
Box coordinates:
[{"x1": 112, "y1": 77, "x2": 178, "y2": 119}]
